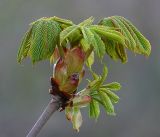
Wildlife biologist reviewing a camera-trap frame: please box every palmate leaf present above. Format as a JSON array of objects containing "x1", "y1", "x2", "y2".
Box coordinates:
[
  {"x1": 30, "y1": 19, "x2": 61, "y2": 63},
  {"x1": 17, "y1": 17, "x2": 62, "y2": 64},
  {"x1": 89, "y1": 25, "x2": 127, "y2": 62},
  {"x1": 87, "y1": 65, "x2": 120, "y2": 118},
  {"x1": 99, "y1": 16, "x2": 151, "y2": 56},
  {"x1": 81, "y1": 27, "x2": 105, "y2": 58}
]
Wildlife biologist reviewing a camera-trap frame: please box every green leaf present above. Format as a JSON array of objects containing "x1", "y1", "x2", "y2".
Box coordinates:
[
  {"x1": 115, "y1": 43, "x2": 127, "y2": 63},
  {"x1": 52, "y1": 16, "x2": 74, "y2": 26},
  {"x1": 100, "y1": 88, "x2": 120, "y2": 103},
  {"x1": 88, "y1": 78, "x2": 101, "y2": 91},
  {"x1": 81, "y1": 27, "x2": 105, "y2": 58},
  {"x1": 90, "y1": 25, "x2": 125, "y2": 45},
  {"x1": 17, "y1": 26, "x2": 32, "y2": 63},
  {"x1": 91, "y1": 26, "x2": 128, "y2": 62},
  {"x1": 80, "y1": 38, "x2": 90, "y2": 51},
  {"x1": 18, "y1": 17, "x2": 62, "y2": 64},
  {"x1": 101, "y1": 65, "x2": 108, "y2": 84},
  {"x1": 86, "y1": 51, "x2": 94, "y2": 68},
  {"x1": 99, "y1": 16, "x2": 151, "y2": 56},
  {"x1": 30, "y1": 19, "x2": 61, "y2": 63},
  {"x1": 104, "y1": 40, "x2": 121, "y2": 61},
  {"x1": 79, "y1": 16, "x2": 94, "y2": 26},
  {"x1": 89, "y1": 99, "x2": 100, "y2": 119},
  {"x1": 81, "y1": 27, "x2": 106, "y2": 58},
  {"x1": 90, "y1": 70, "x2": 99, "y2": 80},
  {"x1": 90, "y1": 25, "x2": 119, "y2": 31},
  {"x1": 99, "y1": 90, "x2": 115, "y2": 115},
  {"x1": 92, "y1": 96, "x2": 104, "y2": 106},
  {"x1": 60, "y1": 25, "x2": 80, "y2": 44},
  {"x1": 92, "y1": 31, "x2": 106, "y2": 58},
  {"x1": 103, "y1": 39, "x2": 128, "y2": 63},
  {"x1": 81, "y1": 27, "x2": 94, "y2": 45},
  {"x1": 88, "y1": 65, "x2": 108, "y2": 91},
  {"x1": 102, "y1": 82, "x2": 121, "y2": 91},
  {"x1": 72, "y1": 107, "x2": 82, "y2": 132}
]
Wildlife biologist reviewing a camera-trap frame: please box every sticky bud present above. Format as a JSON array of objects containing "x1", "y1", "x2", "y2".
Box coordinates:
[
  {"x1": 65, "y1": 47, "x2": 85, "y2": 76},
  {"x1": 53, "y1": 47, "x2": 86, "y2": 94}
]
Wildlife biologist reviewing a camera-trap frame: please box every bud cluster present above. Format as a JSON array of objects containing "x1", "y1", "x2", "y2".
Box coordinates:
[{"x1": 49, "y1": 46, "x2": 86, "y2": 106}]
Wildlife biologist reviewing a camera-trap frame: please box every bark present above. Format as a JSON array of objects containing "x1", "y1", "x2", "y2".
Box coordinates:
[{"x1": 26, "y1": 96, "x2": 61, "y2": 137}]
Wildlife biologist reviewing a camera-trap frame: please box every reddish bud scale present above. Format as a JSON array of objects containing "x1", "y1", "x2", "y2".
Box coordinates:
[{"x1": 51, "y1": 46, "x2": 86, "y2": 103}]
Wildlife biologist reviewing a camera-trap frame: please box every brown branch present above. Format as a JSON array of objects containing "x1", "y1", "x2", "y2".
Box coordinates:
[{"x1": 26, "y1": 96, "x2": 61, "y2": 137}]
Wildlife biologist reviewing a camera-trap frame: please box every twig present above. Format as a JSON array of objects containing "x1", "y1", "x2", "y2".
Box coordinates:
[{"x1": 26, "y1": 96, "x2": 61, "y2": 137}]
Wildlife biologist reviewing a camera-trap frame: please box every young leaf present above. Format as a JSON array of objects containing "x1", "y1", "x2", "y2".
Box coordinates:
[
  {"x1": 81, "y1": 27, "x2": 105, "y2": 58},
  {"x1": 91, "y1": 70, "x2": 99, "y2": 80},
  {"x1": 102, "y1": 82, "x2": 121, "y2": 91},
  {"x1": 104, "y1": 40, "x2": 121, "y2": 61},
  {"x1": 86, "y1": 51, "x2": 94, "y2": 68},
  {"x1": 100, "y1": 88, "x2": 120, "y2": 103},
  {"x1": 99, "y1": 16, "x2": 151, "y2": 56},
  {"x1": 79, "y1": 16, "x2": 94, "y2": 26},
  {"x1": 115, "y1": 43, "x2": 127, "y2": 63},
  {"x1": 81, "y1": 27, "x2": 94, "y2": 45},
  {"x1": 89, "y1": 99, "x2": 100, "y2": 119},
  {"x1": 30, "y1": 19, "x2": 61, "y2": 63},
  {"x1": 80, "y1": 38, "x2": 90, "y2": 51},
  {"x1": 52, "y1": 16, "x2": 74, "y2": 26},
  {"x1": 91, "y1": 96, "x2": 104, "y2": 106},
  {"x1": 72, "y1": 107, "x2": 83, "y2": 132},
  {"x1": 17, "y1": 27, "x2": 32, "y2": 63},
  {"x1": 18, "y1": 17, "x2": 62, "y2": 64},
  {"x1": 102, "y1": 38, "x2": 128, "y2": 63},
  {"x1": 99, "y1": 90, "x2": 115, "y2": 115},
  {"x1": 60, "y1": 25, "x2": 80, "y2": 44},
  {"x1": 100, "y1": 65, "x2": 108, "y2": 84},
  {"x1": 88, "y1": 78, "x2": 101, "y2": 91},
  {"x1": 90, "y1": 25, "x2": 126, "y2": 45},
  {"x1": 92, "y1": 31, "x2": 106, "y2": 58}
]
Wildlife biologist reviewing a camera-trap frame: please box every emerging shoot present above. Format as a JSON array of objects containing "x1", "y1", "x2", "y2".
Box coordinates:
[{"x1": 17, "y1": 16, "x2": 151, "y2": 136}]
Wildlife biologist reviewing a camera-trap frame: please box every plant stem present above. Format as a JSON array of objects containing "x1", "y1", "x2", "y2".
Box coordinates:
[{"x1": 26, "y1": 96, "x2": 61, "y2": 137}]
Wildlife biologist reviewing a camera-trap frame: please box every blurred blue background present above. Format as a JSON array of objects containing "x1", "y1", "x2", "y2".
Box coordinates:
[{"x1": 0, "y1": 0, "x2": 160, "y2": 137}]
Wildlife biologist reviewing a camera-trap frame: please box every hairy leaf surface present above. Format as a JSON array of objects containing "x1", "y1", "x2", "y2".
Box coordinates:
[
  {"x1": 99, "y1": 16, "x2": 151, "y2": 56},
  {"x1": 89, "y1": 99, "x2": 100, "y2": 119}
]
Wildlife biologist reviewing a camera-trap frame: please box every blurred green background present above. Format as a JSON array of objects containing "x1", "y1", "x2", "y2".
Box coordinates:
[{"x1": 0, "y1": 0, "x2": 160, "y2": 137}]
